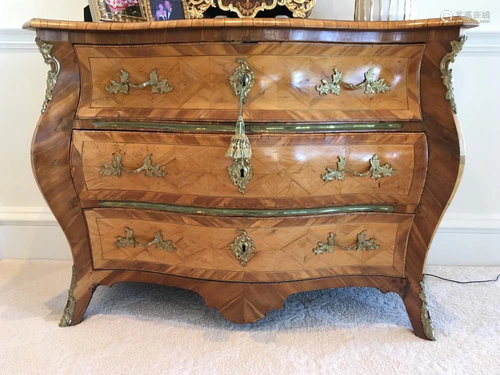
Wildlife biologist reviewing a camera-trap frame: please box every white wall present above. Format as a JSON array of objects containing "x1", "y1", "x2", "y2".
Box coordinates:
[
  {"x1": 0, "y1": 0, "x2": 499, "y2": 264},
  {"x1": 0, "y1": 0, "x2": 87, "y2": 28},
  {"x1": 310, "y1": 0, "x2": 500, "y2": 31}
]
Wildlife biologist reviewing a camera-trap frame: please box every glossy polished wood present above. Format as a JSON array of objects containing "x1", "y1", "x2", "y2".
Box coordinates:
[
  {"x1": 76, "y1": 43, "x2": 423, "y2": 122},
  {"x1": 86, "y1": 209, "x2": 412, "y2": 281},
  {"x1": 24, "y1": 17, "x2": 478, "y2": 48},
  {"x1": 74, "y1": 269, "x2": 409, "y2": 325},
  {"x1": 27, "y1": 18, "x2": 477, "y2": 339},
  {"x1": 24, "y1": 17, "x2": 479, "y2": 31},
  {"x1": 72, "y1": 131, "x2": 427, "y2": 208}
]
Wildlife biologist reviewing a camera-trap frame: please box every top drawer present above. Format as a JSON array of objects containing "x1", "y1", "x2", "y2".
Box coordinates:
[{"x1": 75, "y1": 43, "x2": 424, "y2": 122}]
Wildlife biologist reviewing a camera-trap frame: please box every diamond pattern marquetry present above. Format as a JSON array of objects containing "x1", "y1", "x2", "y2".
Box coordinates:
[
  {"x1": 76, "y1": 43, "x2": 424, "y2": 122},
  {"x1": 28, "y1": 17, "x2": 474, "y2": 337},
  {"x1": 72, "y1": 131, "x2": 427, "y2": 207},
  {"x1": 86, "y1": 210, "x2": 413, "y2": 282}
]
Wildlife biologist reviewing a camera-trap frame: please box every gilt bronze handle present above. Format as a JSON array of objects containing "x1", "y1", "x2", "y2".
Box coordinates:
[
  {"x1": 114, "y1": 227, "x2": 176, "y2": 252},
  {"x1": 313, "y1": 230, "x2": 380, "y2": 255},
  {"x1": 316, "y1": 68, "x2": 390, "y2": 96},
  {"x1": 105, "y1": 69, "x2": 173, "y2": 95},
  {"x1": 100, "y1": 154, "x2": 166, "y2": 178},
  {"x1": 322, "y1": 154, "x2": 396, "y2": 182}
]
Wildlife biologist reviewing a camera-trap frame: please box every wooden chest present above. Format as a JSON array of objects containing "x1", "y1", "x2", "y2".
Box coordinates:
[{"x1": 25, "y1": 17, "x2": 477, "y2": 340}]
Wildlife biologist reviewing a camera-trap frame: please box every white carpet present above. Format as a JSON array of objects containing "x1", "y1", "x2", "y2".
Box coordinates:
[{"x1": 0, "y1": 260, "x2": 499, "y2": 375}]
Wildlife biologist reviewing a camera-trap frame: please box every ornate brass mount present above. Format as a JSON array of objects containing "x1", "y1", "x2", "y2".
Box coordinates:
[
  {"x1": 114, "y1": 227, "x2": 177, "y2": 252},
  {"x1": 419, "y1": 280, "x2": 437, "y2": 341},
  {"x1": 316, "y1": 68, "x2": 391, "y2": 96},
  {"x1": 105, "y1": 69, "x2": 173, "y2": 95},
  {"x1": 322, "y1": 154, "x2": 396, "y2": 182},
  {"x1": 59, "y1": 266, "x2": 77, "y2": 327},
  {"x1": 313, "y1": 230, "x2": 380, "y2": 255},
  {"x1": 440, "y1": 36, "x2": 467, "y2": 114},
  {"x1": 100, "y1": 154, "x2": 166, "y2": 178},
  {"x1": 226, "y1": 59, "x2": 255, "y2": 194},
  {"x1": 230, "y1": 229, "x2": 256, "y2": 266},
  {"x1": 35, "y1": 38, "x2": 60, "y2": 114},
  {"x1": 227, "y1": 158, "x2": 253, "y2": 194},
  {"x1": 230, "y1": 58, "x2": 255, "y2": 103}
]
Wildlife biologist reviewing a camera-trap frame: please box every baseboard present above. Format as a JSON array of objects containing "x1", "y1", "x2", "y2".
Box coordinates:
[
  {"x1": 1, "y1": 28, "x2": 500, "y2": 53},
  {"x1": 0, "y1": 206, "x2": 58, "y2": 226},
  {"x1": 1, "y1": 206, "x2": 499, "y2": 264}
]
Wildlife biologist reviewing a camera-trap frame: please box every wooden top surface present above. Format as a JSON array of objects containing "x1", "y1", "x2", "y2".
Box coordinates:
[{"x1": 24, "y1": 17, "x2": 479, "y2": 32}]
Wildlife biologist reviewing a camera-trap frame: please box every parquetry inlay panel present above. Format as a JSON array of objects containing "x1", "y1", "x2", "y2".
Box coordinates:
[
  {"x1": 86, "y1": 209, "x2": 413, "y2": 282},
  {"x1": 72, "y1": 131, "x2": 427, "y2": 206},
  {"x1": 76, "y1": 43, "x2": 424, "y2": 122},
  {"x1": 27, "y1": 16, "x2": 475, "y2": 337}
]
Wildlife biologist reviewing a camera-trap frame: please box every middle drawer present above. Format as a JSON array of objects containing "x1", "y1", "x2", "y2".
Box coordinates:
[{"x1": 71, "y1": 131, "x2": 427, "y2": 209}]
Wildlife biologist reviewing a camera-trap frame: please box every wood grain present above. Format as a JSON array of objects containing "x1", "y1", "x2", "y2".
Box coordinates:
[
  {"x1": 76, "y1": 43, "x2": 424, "y2": 122},
  {"x1": 24, "y1": 17, "x2": 479, "y2": 32},
  {"x1": 26, "y1": 19, "x2": 478, "y2": 339},
  {"x1": 72, "y1": 131, "x2": 427, "y2": 208},
  {"x1": 85, "y1": 209, "x2": 413, "y2": 281},
  {"x1": 30, "y1": 40, "x2": 96, "y2": 326},
  {"x1": 402, "y1": 36, "x2": 468, "y2": 341},
  {"x1": 72, "y1": 269, "x2": 409, "y2": 325}
]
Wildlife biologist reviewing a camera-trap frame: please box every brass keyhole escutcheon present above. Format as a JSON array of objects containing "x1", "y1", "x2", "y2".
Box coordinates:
[
  {"x1": 228, "y1": 158, "x2": 253, "y2": 194},
  {"x1": 230, "y1": 230, "x2": 255, "y2": 266},
  {"x1": 226, "y1": 58, "x2": 254, "y2": 194}
]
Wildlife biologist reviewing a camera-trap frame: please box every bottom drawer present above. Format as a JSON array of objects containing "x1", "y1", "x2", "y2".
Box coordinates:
[{"x1": 85, "y1": 209, "x2": 413, "y2": 282}]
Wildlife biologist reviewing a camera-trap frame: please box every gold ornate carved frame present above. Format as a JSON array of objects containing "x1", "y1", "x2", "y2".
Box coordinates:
[
  {"x1": 89, "y1": 0, "x2": 150, "y2": 22},
  {"x1": 185, "y1": 0, "x2": 316, "y2": 18}
]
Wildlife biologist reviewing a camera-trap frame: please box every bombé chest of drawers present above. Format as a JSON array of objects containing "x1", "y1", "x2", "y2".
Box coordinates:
[{"x1": 25, "y1": 17, "x2": 477, "y2": 340}]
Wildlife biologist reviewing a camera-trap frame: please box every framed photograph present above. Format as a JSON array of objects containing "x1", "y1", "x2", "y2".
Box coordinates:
[
  {"x1": 89, "y1": 0, "x2": 149, "y2": 22},
  {"x1": 146, "y1": 0, "x2": 190, "y2": 21}
]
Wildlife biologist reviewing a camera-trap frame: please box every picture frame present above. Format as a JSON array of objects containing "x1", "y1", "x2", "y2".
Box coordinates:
[
  {"x1": 89, "y1": 0, "x2": 149, "y2": 22},
  {"x1": 145, "y1": 0, "x2": 190, "y2": 21}
]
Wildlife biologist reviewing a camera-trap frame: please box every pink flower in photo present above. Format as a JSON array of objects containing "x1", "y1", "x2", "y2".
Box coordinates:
[{"x1": 106, "y1": 0, "x2": 139, "y2": 12}]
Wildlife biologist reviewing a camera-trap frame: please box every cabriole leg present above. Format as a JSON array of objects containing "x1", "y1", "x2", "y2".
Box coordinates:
[
  {"x1": 59, "y1": 266, "x2": 96, "y2": 327},
  {"x1": 402, "y1": 279, "x2": 436, "y2": 340}
]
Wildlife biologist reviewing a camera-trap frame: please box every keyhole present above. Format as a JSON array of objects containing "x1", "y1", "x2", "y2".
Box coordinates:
[
  {"x1": 241, "y1": 73, "x2": 248, "y2": 87},
  {"x1": 240, "y1": 168, "x2": 246, "y2": 178},
  {"x1": 242, "y1": 244, "x2": 247, "y2": 253}
]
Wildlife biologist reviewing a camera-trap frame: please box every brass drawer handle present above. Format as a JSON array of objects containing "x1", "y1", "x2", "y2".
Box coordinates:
[
  {"x1": 313, "y1": 230, "x2": 380, "y2": 255},
  {"x1": 225, "y1": 58, "x2": 255, "y2": 194},
  {"x1": 316, "y1": 68, "x2": 390, "y2": 96},
  {"x1": 100, "y1": 154, "x2": 166, "y2": 178},
  {"x1": 114, "y1": 227, "x2": 176, "y2": 252},
  {"x1": 105, "y1": 69, "x2": 173, "y2": 95},
  {"x1": 322, "y1": 154, "x2": 396, "y2": 182},
  {"x1": 230, "y1": 229, "x2": 256, "y2": 266}
]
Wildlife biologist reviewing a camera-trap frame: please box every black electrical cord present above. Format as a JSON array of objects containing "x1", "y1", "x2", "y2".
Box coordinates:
[{"x1": 424, "y1": 272, "x2": 500, "y2": 284}]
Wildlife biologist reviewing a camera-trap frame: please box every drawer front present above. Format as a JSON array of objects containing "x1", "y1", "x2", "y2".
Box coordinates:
[
  {"x1": 86, "y1": 209, "x2": 413, "y2": 282},
  {"x1": 75, "y1": 43, "x2": 423, "y2": 122},
  {"x1": 72, "y1": 131, "x2": 427, "y2": 208}
]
